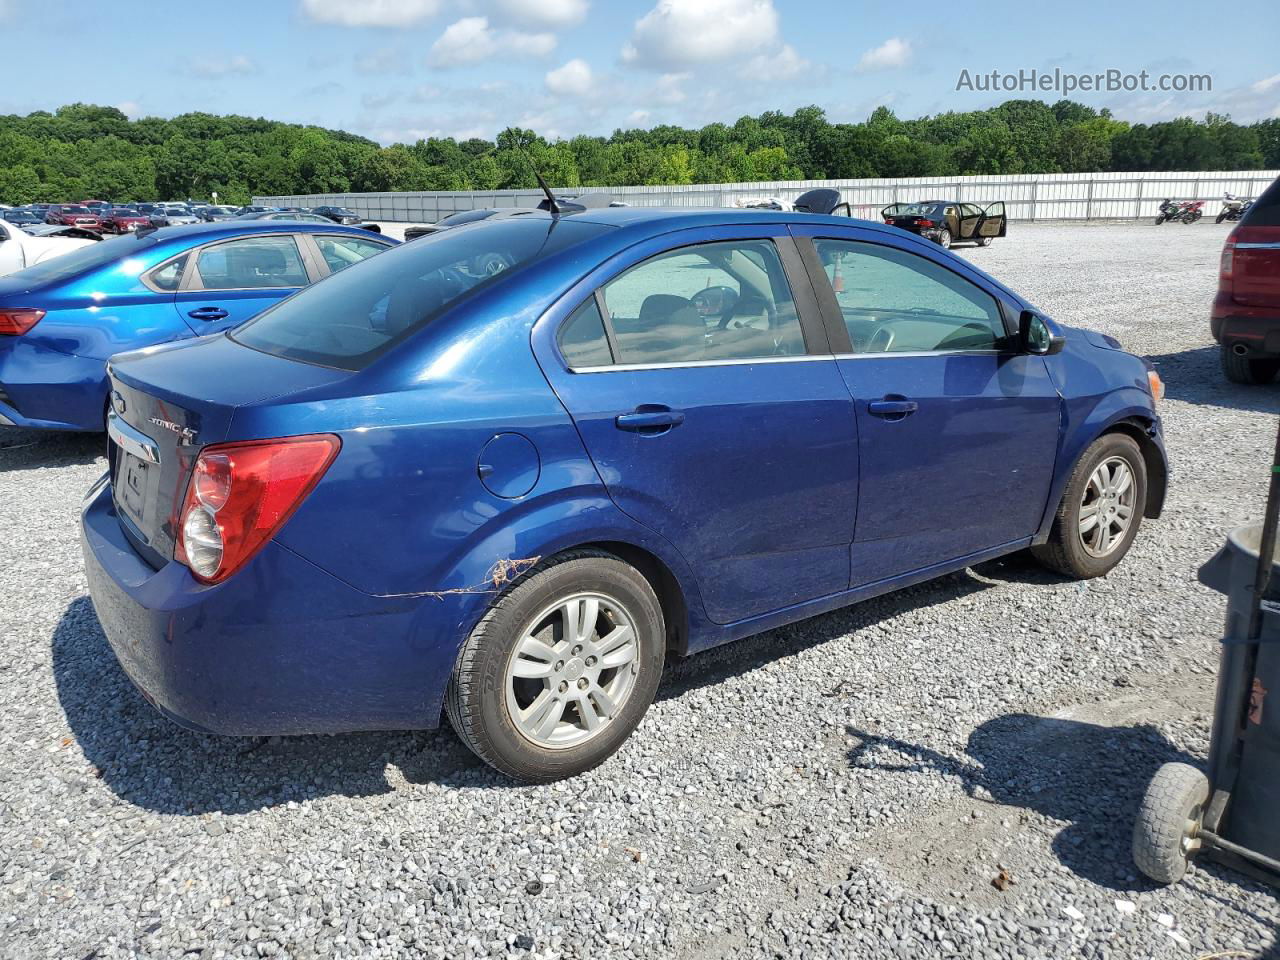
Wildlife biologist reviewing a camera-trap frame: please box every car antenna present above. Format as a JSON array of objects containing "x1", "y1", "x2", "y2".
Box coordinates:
[{"x1": 525, "y1": 155, "x2": 560, "y2": 217}]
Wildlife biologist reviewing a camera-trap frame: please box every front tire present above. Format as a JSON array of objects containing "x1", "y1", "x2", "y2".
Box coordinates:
[
  {"x1": 1154, "y1": 214, "x2": 1166, "y2": 225},
  {"x1": 1216, "y1": 212, "x2": 1227, "y2": 224},
  {"x1": 976, "y1": 235, "x2": 992, "y2": 247},
  {"x1": 1133, "y1": 763, "x2": 1209, "y2": 884},
  {"x1": 445, "y1": 552, "x2": 665, "y2": 783},
  {"x1": 1031, "y1": 433, "x2": 1146, "y2": 579},
  {"x1": 1222, "y1": 344, "x2": 1280, "y2": 384}
]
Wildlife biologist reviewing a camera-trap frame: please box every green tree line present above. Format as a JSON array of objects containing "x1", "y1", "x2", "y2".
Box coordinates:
[{"x1": 1, "y1": 100, "x2": 1276, "y2": 206}]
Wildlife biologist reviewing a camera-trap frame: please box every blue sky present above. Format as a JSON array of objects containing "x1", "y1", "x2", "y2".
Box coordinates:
[{"x1": 2, "y1": 0, "x2": 1277, "y2": 143}]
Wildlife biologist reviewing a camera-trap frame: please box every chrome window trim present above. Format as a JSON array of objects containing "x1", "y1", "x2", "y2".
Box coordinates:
[
  {"x1": 107, "y1": 411, "x2": 161, "y2": 464},
  {"x1": 831, "y1": 349, "x2": 1007, "y2": 360},
  {"x1": 568, "y1": 354, "x2": 830, "y2": 374}
]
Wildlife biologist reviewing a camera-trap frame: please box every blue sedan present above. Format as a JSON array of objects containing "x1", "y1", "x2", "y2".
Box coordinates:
[
  {"x1": 80, "y1": 207, "x2": 1167, "y2": 782},
  {"x1": 0, "y1": 221, "x2": 395, "y2": 431}
]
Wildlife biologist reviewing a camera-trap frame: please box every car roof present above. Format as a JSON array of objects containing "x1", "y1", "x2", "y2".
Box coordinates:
[
  {"x1": 143, "y1": 220, "x2": 394, "y2": 243},
  {"x1": 565, "y1": 204, "x2": 899, "y2": 237}
]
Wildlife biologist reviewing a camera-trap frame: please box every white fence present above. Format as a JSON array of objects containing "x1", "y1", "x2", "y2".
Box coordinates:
[{"x1": 257, "y1": 169, "x2": 1278, "y2": 225}]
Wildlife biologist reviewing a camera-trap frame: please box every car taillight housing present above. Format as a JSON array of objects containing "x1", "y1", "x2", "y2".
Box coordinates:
[
  {"x1": 0, "y1": 309, "x2": 46, "y2": 336},
  {"x1": 174, "y1": 434, "x2": 340, "y2": 584},
  {"x1": 1220, "y1": 235, "x2": 1236, "y2": 279},
  {"x1": 917, "y1": 219, "x2": 935, "y2": 228}
]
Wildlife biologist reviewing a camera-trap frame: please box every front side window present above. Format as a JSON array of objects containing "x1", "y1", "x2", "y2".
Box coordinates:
[
  {"x1": 314, "y1": 235, "x2": 389, "y2": 275},
  {"x1": 812, "y1": 239, "x2": 1007, "y2": 354},
  {"x1": 195, "y1": 235, "x2": 309, "y2": 290},
  {"x1": 598, "y1": 239, "x2": 805, "y2": 365}
]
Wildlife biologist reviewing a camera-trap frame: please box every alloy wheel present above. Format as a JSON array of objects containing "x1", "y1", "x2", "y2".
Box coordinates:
[
  {"x1": 504, "y1": 592, "x2": 641, "y2": 749},
  {"x1": 1078, "y1": 456, "x2": 1137, "y2": 557}
]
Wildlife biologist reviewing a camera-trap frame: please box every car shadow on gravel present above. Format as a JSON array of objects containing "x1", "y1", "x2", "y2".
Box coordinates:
[
  {"x1": 1146, "y1": 345, "x2": 1280, "y2": 415},
  {"x1": 845, "y1": 714, "x2": 1200, "y2": 892},
  {"x1": 655, "y1": 568, "x2": 996, "y2": 703},
  {"x1": 52, "y1": 597, "x2": 516, "y2": 816},
  {"x1": 0, "y1": 427, "x2": 104, "y2": 472}
]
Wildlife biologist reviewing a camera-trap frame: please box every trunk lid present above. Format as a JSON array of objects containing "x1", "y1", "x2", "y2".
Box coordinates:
[{"x1": 106, "y1": 333, "x2": 350, "y2": 567}]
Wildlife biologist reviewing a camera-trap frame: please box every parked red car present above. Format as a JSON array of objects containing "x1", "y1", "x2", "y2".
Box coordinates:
[
  {"x1": 1213, "y1": 176, "x2": 1280, "y2": 383},
  {"x1": 45, "y1": 204, "x2": 103, "y2": 231},
  {"x1": 101, "y1": 208, "x2": 152, "y2": 234}
]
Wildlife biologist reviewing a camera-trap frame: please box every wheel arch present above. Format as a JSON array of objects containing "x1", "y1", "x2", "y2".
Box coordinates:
[{"x1": 1100, "y1": 416, "x2": 1167, "y2": 519}]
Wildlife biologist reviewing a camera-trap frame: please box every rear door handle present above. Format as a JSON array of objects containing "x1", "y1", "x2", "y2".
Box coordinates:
[
  {"x1": 615, "y1": 407, "x2": 685, "y2": 432},
  {"x1": 867, "y1": 398, "x2": 919, "y2": 418},
  {"x1": 188, "y1": 307, "x2": 229, "y2": 321}
]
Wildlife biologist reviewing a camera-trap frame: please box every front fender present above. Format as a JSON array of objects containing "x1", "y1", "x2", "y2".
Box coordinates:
[{"x1": 1035, "y1": 385, "x2": 1165, "y2": 541}]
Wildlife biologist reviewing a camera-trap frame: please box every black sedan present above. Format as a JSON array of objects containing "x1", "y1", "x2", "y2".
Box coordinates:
[
  {"x1": 310, "y1": 205, "x2": 364, "y2": 225},
  {"x1": 881, "y1": 200, "x2": 1007, "y2": 248}
]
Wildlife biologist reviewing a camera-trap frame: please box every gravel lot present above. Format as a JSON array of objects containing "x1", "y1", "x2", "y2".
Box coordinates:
[{"x1": 2, "y1": 221, "x2": 1278, "y2": 960}]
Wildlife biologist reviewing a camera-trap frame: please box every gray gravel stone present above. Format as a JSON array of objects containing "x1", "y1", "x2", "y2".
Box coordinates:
[{"x1": 1, "y1": 222, "x2": 1278, "y2": 959}]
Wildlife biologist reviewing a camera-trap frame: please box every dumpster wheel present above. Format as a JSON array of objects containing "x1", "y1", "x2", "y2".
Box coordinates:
[{"x1": 1133, "y1": 762, "x2": 1210, "y2": 884}]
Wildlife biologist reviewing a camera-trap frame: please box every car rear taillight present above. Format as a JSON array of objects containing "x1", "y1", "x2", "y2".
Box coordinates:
[
  {"x1": 917, "y1": 219, "x2": 935, "y2": 228},
  {"x1": 174, "y1": 434, "x2": 340, "y2": 584},
  {"x1": 0, "y1": 309, "x2": 46, "y2": 336},
  {"x1": 1221, "y1": 234, "x2": 1236, "y2": 279}
]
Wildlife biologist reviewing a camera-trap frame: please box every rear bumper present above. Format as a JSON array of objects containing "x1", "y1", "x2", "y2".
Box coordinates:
[
  {"x1": 1211, "y1": 295, "x2": 1280, "y2": 357},
  {"x1": 0, "y1": 338, "x2": 108, "y2": 431},
  {"x1": 80, "y1": 480, "x2": 464, "y2": 735}
]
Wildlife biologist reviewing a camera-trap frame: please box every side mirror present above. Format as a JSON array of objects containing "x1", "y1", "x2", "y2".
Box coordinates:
[{"x1": 1019, "y1": 310, "x2": 1065, "y2": 356}]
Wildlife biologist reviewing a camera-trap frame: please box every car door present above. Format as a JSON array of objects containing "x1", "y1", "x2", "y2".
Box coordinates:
[
  {"x1": 978, "y1": 202, "x2": 1008, "y2": 238},
  {"x1": 957, "y1": 204, "x2": 983, "y2": 239},
  {"x1": 792, "y1": 225, "x2": 1061, "y2": 586},
  {"x1": 534, "y1": 228, "x2": 860, "y2": 625},
  {"x1": 173, "y1": 233, "x2": 319, "y2": 334}
]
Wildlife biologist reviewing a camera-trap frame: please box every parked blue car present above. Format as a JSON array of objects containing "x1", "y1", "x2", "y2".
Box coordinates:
[
  {"x1": 0, "y1": 221, "x2": 395, "y2": 431},
  {"x1": 80, "y1": 208, "x2": 1168, "y2": 782}
]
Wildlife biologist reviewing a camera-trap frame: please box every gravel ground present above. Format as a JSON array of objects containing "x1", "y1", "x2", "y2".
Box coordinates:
[{"x1": 2, "y1": 221, "x2": 1278, "y2": 960}]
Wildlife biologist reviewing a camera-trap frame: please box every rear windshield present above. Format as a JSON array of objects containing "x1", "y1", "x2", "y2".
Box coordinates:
[
  {"x1": 232, "y1": 217, "x2": 609, "y2": 371},
  {"x1": 6, "y1": 231, "x2": 158, "y2": 286}
]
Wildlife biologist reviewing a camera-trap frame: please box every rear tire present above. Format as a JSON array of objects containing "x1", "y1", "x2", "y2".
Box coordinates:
[
  {"x1": 1031, "y1": 433, "x2": 1146, "y2": 579},
  {"x1": 1133, "y1": 763, "x2": 1208, "y2": 884},
  {"x1": 1222, "y1": 344, "x2": 1280, "y2": 384},
  {"x1": 938, "y1": 228, "x2": 952, "y2": 249},
  {"x1": 445, "y1": 551, "x2": 665, "y2": 783}
]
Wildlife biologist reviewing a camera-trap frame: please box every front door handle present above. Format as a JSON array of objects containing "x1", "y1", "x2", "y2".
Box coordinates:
[
  {"x1": 188, "y1": 306, "x2": 229, "y2": 321},
  {"x1": 868, "y1": 397, "x2": 919, "y2": 419},
  {"x1": 615, "y1": 407, "x2": 685, "y2": 433}
]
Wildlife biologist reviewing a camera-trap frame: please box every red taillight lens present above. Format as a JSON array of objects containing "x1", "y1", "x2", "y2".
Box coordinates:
[
  {"x1": 917, "y1": 218, "x2": 935, "y2": 228},
  {"x1": 1221, "y1": 235, "x2": 1235, "y2": 278},
  {"x1": 0, "y1": 309, "x2": 45, "y2": 336},
  {"x1": 175, "y1": 434, "x2": 340, "y2": 584}
]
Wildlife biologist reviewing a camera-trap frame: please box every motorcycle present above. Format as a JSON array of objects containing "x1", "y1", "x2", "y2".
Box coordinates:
[
  {"x1": 1179, "y1": 200, "x2": 1205, "y2": 224},
  {"x1": 1216, "y1": 193, "x2": 1253, "y2": 224},
  {"x1": 1155, "y1": 198, "x2": 1186, "y2": 225}
]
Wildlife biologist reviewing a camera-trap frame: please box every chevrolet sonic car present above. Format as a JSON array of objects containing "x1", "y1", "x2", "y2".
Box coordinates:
[
  {"x1": 1212, "y1": 174, "x2": 1280, "y2": 383},
  {"x1": 80, "y1": 207, "x2": 1167, "y2": 783},
  {"x1": 0, "y1": 221, "x2": 395, "y2": 430}
]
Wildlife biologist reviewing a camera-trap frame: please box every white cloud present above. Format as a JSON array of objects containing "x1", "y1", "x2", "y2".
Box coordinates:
[
  {"x1": 545, "y1": 58, "x2": 594, "y2": 96},
  {"x1": 189, "y1": 54, "x2": 258, "y2": 77},
  {"x1": 622, "y1": 0, "x2": 778, "y2": 68},
  {"x1": 743, "y1": 43, "x2": 808, "y2": 83},
  {"x1": 427, "y1": 16, "x2": 555, "y2": 68},
  {"x1": 492, "y1": 0, "x2": 588, "y2": 27},
  {"x1": 300, "y1": 0, "x2": 440, "y2": 27},
  {"x1": 652, "y1": 72, "x2": 690, "y2": 104},
  {"x1": 1252, "y1": 74, "x2": 1280, "y2": 94},
  {"x1": 627, "y1": 109, "x2": 651, "y2": 127},
  {"x1": 116, "y1": 101, "x2": 141, "y2": 118},
  {"x1": 856, "y1": 37, "x2": 911, "y2": 73}
]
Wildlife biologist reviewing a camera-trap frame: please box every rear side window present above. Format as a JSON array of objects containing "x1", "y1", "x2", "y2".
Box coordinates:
[
  {"x1": 195, "y1": 235, "x2": 309, "y2": 290},
  {"x1": 558, "y1": 298, "x2": 612, "y2": 368},
  {"x1": 233, "y1": 218, "x2": 611, "y2": 371},
  {"x1": 813, "y1": 239, "x2": 1007, "y2": 354},
  {"x1": 148, "y1": 253, "x2": 188, "y2": 291},
  {"x1": 314, "y1": 235, "x2": 388, "y2": 275}
]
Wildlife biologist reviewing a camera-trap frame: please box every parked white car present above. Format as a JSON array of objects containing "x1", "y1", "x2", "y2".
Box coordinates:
[{"x1": 0, "y1": 219, "x2": 97, "y2": 277}]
